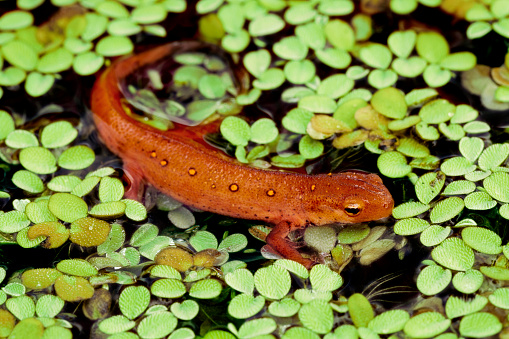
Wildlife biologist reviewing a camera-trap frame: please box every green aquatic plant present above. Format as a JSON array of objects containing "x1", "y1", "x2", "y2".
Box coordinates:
[
  {"x1": 3, "y1": 0, "x2": 509, "y2": 338},
  {"x1": 0, "y1": 0, "x2": 187, "y2": 98}
]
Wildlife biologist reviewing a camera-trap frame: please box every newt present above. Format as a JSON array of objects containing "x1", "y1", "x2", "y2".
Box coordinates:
[{"x1": 90, "y1": 42, "x2": 394, "y2": 268}]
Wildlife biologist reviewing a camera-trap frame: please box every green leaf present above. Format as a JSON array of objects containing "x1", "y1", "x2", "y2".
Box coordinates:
[
  {"x1": 41, "y1": 121, "x2": 77, "y2": 148},
  {"x1": 19, "y1": 147, "x2": 57, "y2": 174},
  {"x1": 432, "y1": 237, "x2": 474, "y2": 271},
  {"x1": 416, "y1": 264, "x2": 452, "y2": 295},
  {"x1": 254, "y1": 265, "x2": 291, "y2": 300},
  {"x1": 58, "y1": 145, "x2": 95, "y2": 170},
  {"x1": 119, "y1": 286, "x2": 150, "y2": 320},
  {"x1": 227, "y1": 293, "x2": 265, "y2": 319},
  {"x1": 298, "y1": 300, "x2": 333, "y2": 334}
]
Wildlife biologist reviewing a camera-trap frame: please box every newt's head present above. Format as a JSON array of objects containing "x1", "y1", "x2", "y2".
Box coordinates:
[{"x1": 303, "y1": 171, "x2": 393, "y2": 226}]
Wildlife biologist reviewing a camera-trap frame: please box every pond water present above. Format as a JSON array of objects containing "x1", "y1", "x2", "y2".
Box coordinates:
[{"x1": 1, "y1": 0, "x2": 509, "y2": 338}]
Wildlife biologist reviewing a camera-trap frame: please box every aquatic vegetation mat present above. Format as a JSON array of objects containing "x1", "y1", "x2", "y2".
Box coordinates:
[{"x1": 2, "y1": 0, "x2": 509, "y2": 338}]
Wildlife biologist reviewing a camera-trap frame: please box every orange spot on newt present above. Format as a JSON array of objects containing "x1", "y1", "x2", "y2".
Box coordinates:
[
  {"x1": 90, "y1": 41, "x2": 394, "y2": 269},
  {"x1": 150, "y1": 151, "x2": 157, "y2": 158},
  {"x1": 266, "y1": 189, "x2": 276, "y2": 197},
  {"x1": 188, "y1": 168, "x2": 197, "y2": 176}
]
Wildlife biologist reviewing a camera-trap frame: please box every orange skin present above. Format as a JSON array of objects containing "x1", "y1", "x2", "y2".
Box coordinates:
[{"x1": 90, "y1": 42, "x2": 394, "y2": 268}]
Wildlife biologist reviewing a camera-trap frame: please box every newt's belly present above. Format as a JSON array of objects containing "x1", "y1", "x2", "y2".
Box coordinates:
[{"x1": 90, "y1": 42, "x2": 394, "y2": 267}]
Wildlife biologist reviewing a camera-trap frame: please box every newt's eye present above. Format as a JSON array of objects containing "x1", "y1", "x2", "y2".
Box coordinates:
[{"x1": 345, "y1": 203, "x2": 362, "y2": 216}]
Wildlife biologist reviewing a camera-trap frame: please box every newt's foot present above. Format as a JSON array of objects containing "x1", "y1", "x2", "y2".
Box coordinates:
[{"x1": 265, "y1": 221, "x2": 317, "y2": 269}]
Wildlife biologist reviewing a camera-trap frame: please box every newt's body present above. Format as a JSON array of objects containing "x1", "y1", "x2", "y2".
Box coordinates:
[{"x1": 90, "y1": 42, "x2": 394, "y2": 268}]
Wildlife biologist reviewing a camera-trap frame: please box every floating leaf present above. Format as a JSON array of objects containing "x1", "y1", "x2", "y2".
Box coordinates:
[
  {"x1": 25, "y1": 72, "x2": 54, "y2": 97},
  {"x1": 225, "y1": 268, "x2": 254, "y2": 295},
  {"x1": 420, "y1": 225, "x2": 451, "y2": 247},
  {"x1": 98, "y1": 177, "x2": 124, "y2": 203},
  {"x1": 429, "y1": 197, "x2": 464, "y2": 223},
  {"x1": 348, "y1": 293, "x2": 374, "y2": 328},
  {"x1": 274, "y1": 36, "x2": 308, "y2": 61},
  {"x1": 294, "y1": 288, "x2": 332, "y2": 304},
  {"x1": 371, "y1": 87, "x2": 407, "y2": 119},
  {"x1": 71, "y1": 176, "x2": 100, "y2": 197},
  {"x1": 69, "y1": 217, "x2": 111, "y2": 247},
  {"x1": 298, "y1": 300, "x2": 333, "y2": 334},
  {"x1": 130, "y1": 223, "x2": 158, "y2": 247},
  {"x1": 57, "y1": 259, "x2": 98, "y2": 277},
  {"x1": 416, "y1": 264, "x2": 452, "y2": 295},
  {"x1": 254, "y1": 265, "x2": 291, "y2": 300},
  {"x1": 170, "y1": 299, "x2": 199, "y2": 321},
  {"x1": 452, "y1": 269, "x2": 483, "y2": 294},
  {"x1": 189, "y1": 279, "x2": 222, "y2": 299},
  {"x1": 432, "y1": 237, "x2": 474, "y2": 271},
  {"x1": 368, "y1": 309, "x2": 410, "y2": 334},
  {"x1": 483, "y1": 172, "x2": 509, "y2": 203},
  {"x1": 446, "y1": 294, "x2": 487, "y2": 319},
  {"x1": 2, "y1": 40, "x2": 37, "y2": 71},
  {"x1": 309, "y1": 264, "x2": 343, "y2": 291},
  {"x1": 155, "y1": 247, "x2": 193, "y2": 272},
  {"x1": 443, "y1": 180, "x2": 476, "y2": 195},
  {"x1": 416, "y1": 122, "x2": 440, "y2": 140},
  {"x1": 268, "y1": 297, "x2": 301, "y2": 317},
  {"x1": 0, "y1": 211, "x2": 29, "y2": 233},
  {"x1": 73, "y1": 51, "x2": 104, "y2": 76},
  {"x1": 281, "y1": 327, "x2": 320, "y2": 339},
  {"x1": 19, "y1": 147, "x2": 57, "y2": 174},
  {"x1": 392, "y1": 202, "x2": 430, "y2": 219},
  {"x1": 337, "y1": 224, "x2": 370, "y2": 244},
  {"x1": 463, "y1": 121, "x2": 490, "y2": 134},
  {"x1": 58, "y1": 145, "x2": 95, "y2": 170},
  {"x1": 7, "y1": 318, "x2": 43, "y2": 339},
  {"x1": 220, "y1": 116, "x2": 251, "y2": 147},
  {"x1": 151, "y1": 279, "x2": 186, "y2": 299},
  {"x1": 415, "y1": 171, "x2": 445, "y2": 204},
  {"x1": 41, "y1": 121, "x2": 77, "y2": 149},
  {"x1": 48, "y1": 193, "x2": 88, "y2": 223},
  {"x1": 298, "y1": 95, "x2": 337, "y2": 114},
  {"x1": 47, "y1": 175, "x2": 81, "y2": 192},
  {"x1": 99, "y1": 315, "x2": 136, "y2": 335},
  {"x1": 248, "y1": 14, "x2": 285, "y2": 37},
  {"x1": 480, "y1": 266, "x2": 509, "y2": 280},
  {"x1": 478, "y1": 144, "x2": 509, "y2": 171},
  {"x1": 404, "y1": 312, "x2": 450, "y2": 338},
  {"x1": 37, "y1": 48, "x2": 73, "y2": 73},
  {"x1": 89, "y1": 201, "x2": 126, "y2": 219},
  {"x1": 118, "y1": 286, "x2": 150, "y2": 320},
  {"x1": 228, "y1": 293, "x2": 265, "y2": 319},
  {"x1": 462, "y1": 227, "x2": 502, "y2": 254},
  {"x1": 12, "y1": 170, "x2": 44, "y2": 194},
  {"x1": 459, "y1": 312, "x2": 502, "y2": 338},
  {"x1": 464, "y1": 192, "x2": 496, "y2": 210},
  {"x1": 452, "y1": 105, "x2": 479, "y2": 124},
  {"x1": 377, "y1": 151, "x2": 412, "y2": 178}
]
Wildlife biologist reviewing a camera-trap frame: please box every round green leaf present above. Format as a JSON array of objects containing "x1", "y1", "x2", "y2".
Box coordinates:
[
  {"x1": 58, "y1": 145, "x2": 95, "y2": 170},
  {"x1": 431, "y1": 237, "x2": 474, "y2": 271},
  {"x1": 19, "y1": 147, "x2": 57, "y2": 174}
]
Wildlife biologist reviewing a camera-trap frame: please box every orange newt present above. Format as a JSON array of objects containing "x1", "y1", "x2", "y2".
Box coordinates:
[{"x1": 90, "y1": 42, "x2": 394, "y2": 268}]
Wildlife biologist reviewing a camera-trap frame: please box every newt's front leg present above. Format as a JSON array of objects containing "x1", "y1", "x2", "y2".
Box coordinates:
[{"x1": 266, "y1": 221, "x2": 314, "y2": 269}]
